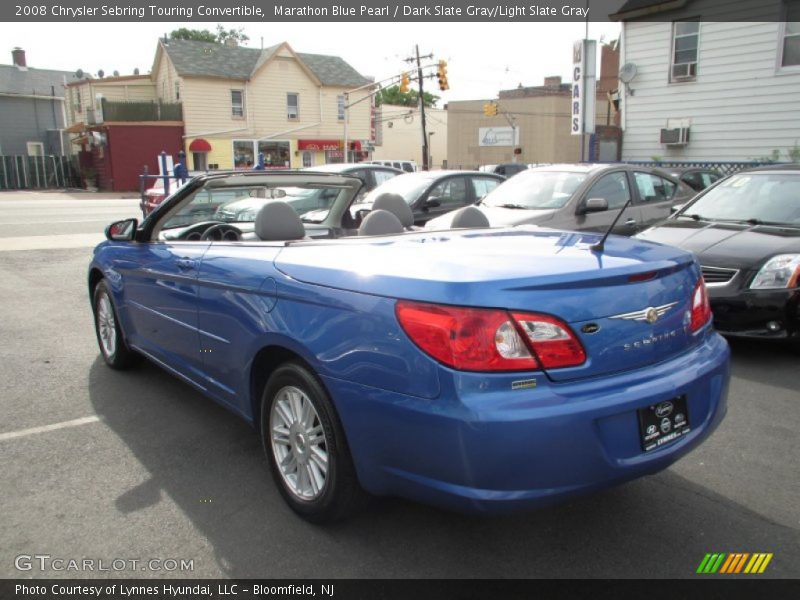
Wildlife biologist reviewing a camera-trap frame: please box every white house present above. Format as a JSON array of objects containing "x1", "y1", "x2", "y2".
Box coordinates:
[{"x1": 614, "y1": 0, "x2": 800, "y2": 161}]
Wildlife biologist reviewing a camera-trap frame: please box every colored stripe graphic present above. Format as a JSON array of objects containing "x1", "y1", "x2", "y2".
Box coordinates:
[{"x1": 699, "y1": 553, "x2": 773, "y2": 574}]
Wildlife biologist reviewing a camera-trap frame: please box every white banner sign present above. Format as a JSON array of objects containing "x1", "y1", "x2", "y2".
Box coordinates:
[
  {"x1": 479, "y1": 127, "x2": 519, "y2": 147},
  {"x1": 571, "y1": 39, "x2": 596, "y2": 136}
]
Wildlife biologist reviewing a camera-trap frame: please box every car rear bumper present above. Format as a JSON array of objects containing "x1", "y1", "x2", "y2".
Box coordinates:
[
  {"x1": 710, "y1": 288, "x2": 800, "y2": 340},
  {"x1": 325, "y1": 331, "x2": 730, "y2": 514}
]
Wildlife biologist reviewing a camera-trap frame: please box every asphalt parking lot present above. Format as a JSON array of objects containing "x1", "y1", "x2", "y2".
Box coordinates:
[{"x1": 0, "y1": 191, "x2": 798, "y2": 579}]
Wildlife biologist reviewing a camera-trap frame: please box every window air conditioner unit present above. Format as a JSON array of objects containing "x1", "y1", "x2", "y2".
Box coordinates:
[
  {"x1": 671, "y1": 63, "x2": 697, "y2": 80},
  {"x1": 660, "y1": 127, "x2": 690, "y2": 145}
]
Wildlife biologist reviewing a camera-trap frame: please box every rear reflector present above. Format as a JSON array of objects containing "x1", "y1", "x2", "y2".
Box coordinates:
[{"x1": 395, "y1": 301, "x2": 586, "y2": 372}]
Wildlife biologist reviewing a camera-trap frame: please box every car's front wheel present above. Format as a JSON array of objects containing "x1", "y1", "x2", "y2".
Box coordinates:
[
  {"x1": 92, "y1": 280, "x2": 138, "y2": 369},
  {"x1": 261, "y1": 362, "x2": 367, "y2": 523}
]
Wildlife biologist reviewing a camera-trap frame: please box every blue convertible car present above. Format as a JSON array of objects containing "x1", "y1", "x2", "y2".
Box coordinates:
[{"x1": 90, "y1": 171, "x2": 730, "y2": 522}]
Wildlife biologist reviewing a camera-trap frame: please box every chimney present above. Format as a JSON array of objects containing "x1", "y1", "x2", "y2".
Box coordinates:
[
  {"x1": 12, "y1": 47, "x2": 26, "y2": 67},
  {"x1": 224, "y1": 38, "x2": 238, "y2": 48},
  {"x1": 544, "y1": 75, "x2": 562, "y2": 87}
]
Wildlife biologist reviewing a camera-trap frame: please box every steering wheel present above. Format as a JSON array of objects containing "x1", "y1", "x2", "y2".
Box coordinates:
[
  {"x1": 174, "y1": 221, "x2": 229, "y2": 241},
  {"x1": 200, "y1": 223, "x2": 243, "y2": 241}
]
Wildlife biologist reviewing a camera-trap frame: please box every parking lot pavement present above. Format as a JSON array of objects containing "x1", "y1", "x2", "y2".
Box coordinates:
[{"x1": 0, "y1": 193, "x2": 798, "y2": 579}]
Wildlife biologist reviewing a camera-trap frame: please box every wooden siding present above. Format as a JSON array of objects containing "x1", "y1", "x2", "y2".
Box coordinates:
[
  {"x1": 621, "y1": 5, "x2": 800, "y2": 160},
  {"x1": 179, "y1": 54, "x2": 371, "y2": 142}
]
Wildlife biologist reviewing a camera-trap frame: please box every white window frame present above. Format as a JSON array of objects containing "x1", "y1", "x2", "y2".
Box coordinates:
[
  {"x1": 231, "y1": 89, "x2": 245, "y2": 118},
  {"x1": 670, "y1": 20, "x2": 700, "y2": 83},
  {"x1": 778, "y1": 1, "x2": 800, "y2": 70},
  {"x1": 174, "y1": 81, "x2": 181, "y2": 101},
  {"x1": 287, "y1": 93, "x2": 299, "y2": 120},
  {"x1": 26, "y1": 142, "x2": 44, "y2": 157}
]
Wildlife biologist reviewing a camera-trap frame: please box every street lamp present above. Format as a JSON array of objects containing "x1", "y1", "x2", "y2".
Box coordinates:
[{"x1": 427, "y1": 131, "x2": 435, "y2": 169}]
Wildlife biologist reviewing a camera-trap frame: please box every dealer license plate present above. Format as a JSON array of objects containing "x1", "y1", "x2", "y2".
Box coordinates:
[{"x1": 638, "y1": 395, "x2": 690, "y2": 452}]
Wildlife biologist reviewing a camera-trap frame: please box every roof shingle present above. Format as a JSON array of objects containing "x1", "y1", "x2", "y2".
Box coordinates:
[{"x1": 0, "y1": 64, "x2": 80, "y2": 96}]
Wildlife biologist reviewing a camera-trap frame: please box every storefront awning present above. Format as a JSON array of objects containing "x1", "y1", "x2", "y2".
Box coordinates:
[
  {"x1": 189, "y1": 138, "x2": 212, "y2": 152},
  {"x1": 297, "y1": 139, "x2": 342, "y2": 151}
]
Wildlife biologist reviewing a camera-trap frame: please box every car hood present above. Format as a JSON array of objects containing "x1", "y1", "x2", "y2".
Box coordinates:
[
  {"x1": 427, "y1": 205, "x2": 557, "y2": 228},
  {"x1": 637, "y1": 220, "x2": 800, "y2": 269}
]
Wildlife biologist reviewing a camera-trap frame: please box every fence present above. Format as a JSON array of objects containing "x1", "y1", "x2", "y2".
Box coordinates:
[
  {"x1": 0, "y1": 155, "x2": 80, "y2": 190},
  {"x1": 101, "y1": 99, "x2": 183, "y2": 122},
  {"x1": 621, "y1": 160, "x2": 789, "y2": 177}
]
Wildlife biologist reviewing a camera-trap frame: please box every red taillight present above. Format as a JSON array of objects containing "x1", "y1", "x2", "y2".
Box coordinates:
[
  {"x1": 689, "y1": 278, "x2": 712, "y2": 332},
  {"x1": 395, "y1": 301, "x2": 585, "y2": 372}
]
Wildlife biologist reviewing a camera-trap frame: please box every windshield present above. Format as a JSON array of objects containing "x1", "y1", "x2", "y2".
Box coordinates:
[
  {"x1": 360, "y1": 175, "x2": 436, "y2": 205},
  {"x1": 480, "y1": 170, "x2": 587, "y2": 209},
  {"x1": 679, "y1": 173, "x2": 800, "y2": 225}
]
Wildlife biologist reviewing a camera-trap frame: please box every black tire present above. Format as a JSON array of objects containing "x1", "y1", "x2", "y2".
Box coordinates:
[
  {"x1": 260, "y1": 361, "x2": 368, "y2": 523},
  {"x1": 92, "y1": 280, "x2": 139, "y2": 369}
]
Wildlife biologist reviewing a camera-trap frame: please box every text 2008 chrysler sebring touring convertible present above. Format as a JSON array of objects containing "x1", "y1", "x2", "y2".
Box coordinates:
[{"x1": 89, "y1": 171, "x2": 729, "y2": 522}]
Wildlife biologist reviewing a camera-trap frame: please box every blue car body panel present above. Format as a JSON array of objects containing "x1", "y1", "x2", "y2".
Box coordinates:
[{"x1": 90, "y1": 226, "x2": 730, "y2": 513}]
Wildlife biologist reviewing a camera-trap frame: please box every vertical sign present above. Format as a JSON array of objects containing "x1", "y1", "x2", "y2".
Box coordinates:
[{"x1": 571, "y1": 39, "x2": 597, "y2": 136}]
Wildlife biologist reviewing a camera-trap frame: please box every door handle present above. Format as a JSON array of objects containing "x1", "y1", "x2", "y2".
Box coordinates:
[
  {"x1": 176, "y1": 258, "x2": 196, "y2": 271},
  {"x1": 624, "y1": 218, "x2": 637, "y2": 226}
]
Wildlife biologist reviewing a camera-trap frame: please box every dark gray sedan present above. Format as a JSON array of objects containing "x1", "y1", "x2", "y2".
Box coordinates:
[{"x1": 426, "y1": 163, "x2": 695, "y2": 235}]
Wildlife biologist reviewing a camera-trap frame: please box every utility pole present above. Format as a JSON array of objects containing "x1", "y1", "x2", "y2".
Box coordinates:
[{"x1": 408, "y1": 45, "x2": 433, "y2": 171}]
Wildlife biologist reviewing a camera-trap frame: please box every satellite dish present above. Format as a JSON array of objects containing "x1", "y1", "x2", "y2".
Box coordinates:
[
  {"x1": 619, "y1": 63, "x2": 638, "y2": 84},
  {"x1": 75, "y1": 69, "x2": 84, "y2": 79},
  {"x1": 113, "y1": 70, "x2": 119, "y2": 77}
]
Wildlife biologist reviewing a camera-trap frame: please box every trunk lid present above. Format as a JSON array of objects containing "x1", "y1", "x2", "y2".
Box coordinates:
[{"x1": 275, "y1": 228, "x2": 702, "y2": 381}]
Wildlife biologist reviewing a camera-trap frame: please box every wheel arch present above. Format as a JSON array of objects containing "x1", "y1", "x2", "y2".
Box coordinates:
[{"x1": 88, "y1": 267, "x2": 104, "y2": 297}]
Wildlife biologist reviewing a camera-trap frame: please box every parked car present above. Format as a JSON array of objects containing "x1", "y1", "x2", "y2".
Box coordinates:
[
  {"x1": 426, "y1": 163, "x2": 695, "y2": 235},
  {"x1": 369, "y1": 159, "x2": 417, "y2": 172},
  {"x1": 482, "y1": 163, "x2": 529, "y2": 177},
  {"x1": 141, "y1": 176, "x2": 192, "y2": 215},
  {"x1": 636, "y1": 164, "x2": 800, "y2": 342},
  {"x1": 354, "y1": 170, "x2": 505, "y2": 225},
  {"x1": 90, "y1": 170, "x2": 729, "y2": 522},
  {"x1": 661, "y1": 166, "x2": 724, "y2": 192},
  {"x1": 213, "y1": 163, "x2": 402, "y2": 224}
]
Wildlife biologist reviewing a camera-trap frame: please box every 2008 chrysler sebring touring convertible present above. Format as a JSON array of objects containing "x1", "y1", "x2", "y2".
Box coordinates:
[{"x1": 89, "y1": 171, "x2": 730, "y2": 522}]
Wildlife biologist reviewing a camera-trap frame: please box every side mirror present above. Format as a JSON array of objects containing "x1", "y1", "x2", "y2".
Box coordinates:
[
  {"x1": 424, "y1": 197, "x2": 442, "y2": 209},
  {"x1": 581, "y1": 197, "x2": 608, "y2": 214},
  {"x1": 105, "y1": 218, "x2": 138, "y2": 242}
]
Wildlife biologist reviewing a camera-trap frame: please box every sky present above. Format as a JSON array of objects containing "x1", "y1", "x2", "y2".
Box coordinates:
[{"x1": 0, "y1": 20, "x2": 621, "y2": 103}]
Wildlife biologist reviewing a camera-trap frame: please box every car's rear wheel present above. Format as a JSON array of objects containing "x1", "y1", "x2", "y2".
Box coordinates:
[
  {"x1": 93, "y1": 280, "x2": 138, "y2": 369},
  {"x1": 261, "y1": 362, "x2": 367, "y2": 523}
]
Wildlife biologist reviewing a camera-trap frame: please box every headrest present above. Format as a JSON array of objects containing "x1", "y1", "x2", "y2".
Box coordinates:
[
  {"x1": 450, "y1": 205, "x2": 490, "y2": 228},
  {"x1": 372, "y1": 192, "x2": 414, "y2": 228},
  {"x1": 254, "y1": 201, "x2": 306, "y2": 241},
  {"x1": 358, "y1": 209, "x2": 405, "y2": 236}
]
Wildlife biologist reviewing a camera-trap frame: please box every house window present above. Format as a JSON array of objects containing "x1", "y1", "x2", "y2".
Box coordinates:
[
  {"x1": 174, "y1": 81, "x2": 181, "y2": 101},
  {"x1": 671, "y1": 21, "x2": 699, "y2": 81},
  {"x1": 258, "y1": 141, "x2": 291, "y2": 168},
  {"x1": 781, "y1": 1, "x2": 800, "y2": 67},
  {"x1": 287, "y1": 93, "x2": 299, "y2": 120},
  {"x1": 231, "y1": 90, "x2": 244, "y2": 118},
  {"x1": 337, "y1": 95, "x2": 345, "y2": 121},
  {"x1": 26, "y1": 142, "x2": 44, "y2": 157},
  {"x1": 233, "y1": 140, "x2": 254, "y2": 168},
  {"x1": 73, "y1": 88, "x2": 82, "y2": 113}
]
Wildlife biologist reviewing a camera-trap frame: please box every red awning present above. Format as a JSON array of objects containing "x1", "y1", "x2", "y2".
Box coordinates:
[{"x1": 189, "y1": 138, "x2": 212, "y2": 152}]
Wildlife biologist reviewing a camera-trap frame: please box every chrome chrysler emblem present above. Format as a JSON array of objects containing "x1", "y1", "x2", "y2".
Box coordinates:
[{"x1": 609, "y1": 301, "x2": 678, "y2": 323}]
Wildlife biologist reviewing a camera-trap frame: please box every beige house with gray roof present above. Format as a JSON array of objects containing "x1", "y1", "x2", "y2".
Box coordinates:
[{"x1": 151, "y1": 39, "x2": 374, "y2": 170}]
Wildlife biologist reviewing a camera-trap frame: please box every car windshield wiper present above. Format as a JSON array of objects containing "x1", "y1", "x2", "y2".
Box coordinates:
[
  {"x1": 678, "y1": 213, "x2": 711, "y2": 221},
  {"x1": 493, "y1": 203, "x2": 530, "y2": 209}
]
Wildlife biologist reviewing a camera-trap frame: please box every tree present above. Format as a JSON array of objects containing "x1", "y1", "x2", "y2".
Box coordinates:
[
  {"x1": 375, "y1": 85, "x2": 439, "y2": 108},
  {"x1": 169, "y1": 28, "x2": 217, "y2": 43},
  {"x1": 215, "y1": 25, "x2": 249, "y2": 45},
  {"x1": 168, "y1": 26, "x2": 249, "y2": 45}
]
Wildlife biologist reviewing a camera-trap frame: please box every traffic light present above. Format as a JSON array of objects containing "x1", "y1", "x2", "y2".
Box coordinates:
[
  {"x1": 437, "y1": 60, "x2": 449, "y2": 91},
  {"x1": 483, "y1": 102, "x2": 498, "y2": 117},
  {"x1": 399, "y1": 72, "x2": 410, "y2": 94}
]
